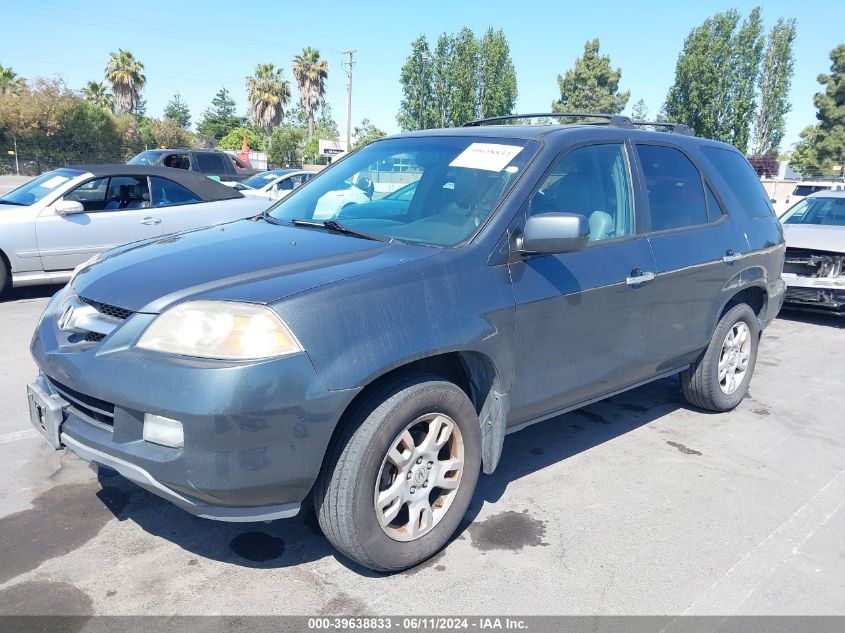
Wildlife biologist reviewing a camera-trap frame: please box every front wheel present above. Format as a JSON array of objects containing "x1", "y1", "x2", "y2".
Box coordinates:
[
  {"x1": 314, "y1": 375, "x2": 481, "y2": 572},
  {"x1": 681, "y1": 303, "x2": 760, "y2": 412}
]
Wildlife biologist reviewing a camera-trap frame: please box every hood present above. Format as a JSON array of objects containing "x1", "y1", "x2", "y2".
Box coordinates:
[
  {"x1": 73, "y1": 219, "x2": 436, "y2": 313},
  {"x1": 782, "y1": 223, "x2": 845, "y2": 254}
]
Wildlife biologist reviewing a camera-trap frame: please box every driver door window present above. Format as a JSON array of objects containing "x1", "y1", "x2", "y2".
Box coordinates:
[{"x1": 529, "y1": 143, "x2": 633, "y2": 243}]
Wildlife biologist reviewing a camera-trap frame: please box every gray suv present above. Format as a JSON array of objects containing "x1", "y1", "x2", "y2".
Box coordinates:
[{"x1": 28, "y1": 114, "x2": 786, "y2": 571}]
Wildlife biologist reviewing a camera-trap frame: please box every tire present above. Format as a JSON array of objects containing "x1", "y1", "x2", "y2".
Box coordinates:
[
  {"x1": 314, "y1": 374, "x2": 481, "y2": 572},
  {"x1": 681, "y1": 303, "x2": 760, "y2": 412},
  {"x1": 0, "y1": 259, "x2": 10, "y2": 297}
]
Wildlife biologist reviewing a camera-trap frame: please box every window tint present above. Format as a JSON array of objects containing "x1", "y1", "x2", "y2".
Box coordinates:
[
  {"x1": 705, "y1": 185, "x2": 724, "y2": 223},
  {"x1": 530, "y1": 143, "x2": 633, "y2": 242},
  {"x1": 195, "y1": 153, "x2": 227, "y2": 173},
  {"x1": 104, "y1": 177, "x2": 150, "y2": 210},
  {"x1": 163, "y1": 153, "x2": 190, "y2": 170},
  {"x1": 637, "y1": 145, "x2": 707, "y2": 231},
  {"x1": 700, "y1": 146, "x2": 773, "y2": 218},
  {"x1": 150, "y1": 177, "x2": 201, "y2": 207}
]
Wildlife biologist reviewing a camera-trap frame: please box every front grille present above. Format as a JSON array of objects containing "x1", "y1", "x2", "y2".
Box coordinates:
[
  {"x1": 85, "y1": 332, "x2": 105, "y2": 342},
  {"x1": 81, "y1": 297, "x2": 133, "y2": 321},
  {"x1": 46, "y1": 377, "x2": 114, "y2": 429}
]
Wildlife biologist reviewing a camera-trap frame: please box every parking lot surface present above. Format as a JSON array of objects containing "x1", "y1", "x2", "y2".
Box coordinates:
[{"x1": 0, "y1": 285, "x2": 843, "y2": 615}]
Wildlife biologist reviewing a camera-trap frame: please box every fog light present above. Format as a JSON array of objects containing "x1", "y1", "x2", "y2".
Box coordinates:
[{"x1": 143, "y1": 414, "x2": 184, "y2": 448}]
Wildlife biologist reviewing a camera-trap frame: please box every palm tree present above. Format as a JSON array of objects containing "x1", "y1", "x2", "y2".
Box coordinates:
[
  {"x1": 105, "y1": 49, "x2": 146, "y2": 113},
  {"x1": 292, "y1": 47, "x2": 329, "y2": 139},
  {"x1": 0, "y1": 64, "x2": 26, "y2": 95},
  {"x1": 81, "y1": 81, "x2": 114, "y2": 112},
  {"x1": 246, "y1": 63, "x2": 290, "y2": 133}
]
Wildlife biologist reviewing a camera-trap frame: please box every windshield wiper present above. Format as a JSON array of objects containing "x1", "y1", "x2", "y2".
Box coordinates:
[
  {"x1": 290, "y1": 219, "x2": 390, "y2": 242},
  {"x1": 259, "y1": 209, "x2": 285, "y2": 224}
]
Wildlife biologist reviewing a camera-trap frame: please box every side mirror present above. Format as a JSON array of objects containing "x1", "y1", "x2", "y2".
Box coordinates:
[
  {"x1": 55, "y1": 200, "x2": 85, "y2": 216},
  {"x1": 518, "y1": 212, "x2": 590, "y2": 255}
]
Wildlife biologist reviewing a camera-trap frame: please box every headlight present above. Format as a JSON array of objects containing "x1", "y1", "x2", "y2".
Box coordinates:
[
  {"x1": 136, "y1": 301, "x2": 303, "y2": 361},
  {"x1": 70, "y1": 253, "x2": 101, "y2": 285}
]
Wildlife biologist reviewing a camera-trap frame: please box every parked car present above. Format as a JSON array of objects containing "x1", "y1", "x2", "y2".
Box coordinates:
[
  {"x1": 782, "y1": 180, "x2": 842, "y2": 210},
  {"x1": 780, "y1": 190, "x2": 845, "y2": 313},
  {"x1": 240, "y1": 169, "x2": 317, "y2": 200},
  {"x1": 28, "y1": 114, "x2": 785, "y2": 571},
  {"x1": 0, "y1": 165, "x2": 272, "y2": 295},
  {"x1": 128, "y1": 149, "x2": 259, "y2": 182}
]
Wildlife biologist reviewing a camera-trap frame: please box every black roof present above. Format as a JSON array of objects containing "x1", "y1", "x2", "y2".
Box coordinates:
[{"x1": 63, "y1": 164, "x2": 244, "y2": 202}]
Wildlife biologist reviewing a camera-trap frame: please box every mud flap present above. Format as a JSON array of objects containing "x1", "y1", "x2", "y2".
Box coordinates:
[{"x1": 480, "y1": 391, "x2": 508, "y2": 474}]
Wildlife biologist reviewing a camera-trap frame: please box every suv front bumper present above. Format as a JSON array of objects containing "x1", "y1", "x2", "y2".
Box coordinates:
[{"x1": 30, "y1": 304, "x2": 357, "y2": 522}]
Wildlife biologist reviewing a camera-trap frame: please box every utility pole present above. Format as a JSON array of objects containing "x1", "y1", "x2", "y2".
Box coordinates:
[{"x1": 341, "y1": 50, "x2": 356, "y2": 150}]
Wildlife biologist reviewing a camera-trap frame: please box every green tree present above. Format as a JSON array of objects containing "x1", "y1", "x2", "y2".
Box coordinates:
[
  {"x1": 292, "y1": 47, "x2": 329, "y2": 140},
  {"x1": 196, "y1": 87, "x2": 247, "y2": 141},
  {"x1": 163, "y1": 91, "x2": 191, "y2": 129},
  {"x1": 352, "y1": 118, "x2": 386, "y2": 150},
  {"x1": 449, "y1": 27, "x2": 480, "y2": 126},
  {"x1": 751, "y1": 18, "x2": 797, "y2": 156},
  {"x1": 431, "y1": 34, "x2": 454, "y2": 128},
  {"x1": 791, "y1": 44, "x2": 845, "y2": 178},
  {"x1": 553, "y1": 38, "x2": 630, "y2": 115},
  {"x1": 397, "y1": 35, "x2": 437, "y2": 131},
  {"x1": 664, "y1": 8, "x2": 767, "y2": 151},
  {"x1": 81, "y1": 81, "x2": 114, "y2": 112},
  {"x1": 268, "y1": 124, "x2": 306, "y2": 168},
  {"x1": 246, "y1": 63, "x2": 291, "y2": 133},
  {"x1": 105, "y1": 49, "x2": 146, "y2": 113},
  {"x1": 0, "y1": 64, "x2": 26, "y2": 95},
  {"x1": 478, "y1": 28, "x2": 517, "y2": 119},
  {"x1": 148, "y1": 117, "x2": 194, "y2": 149},
  {"x1": 218, "y1": 126, "x2": 266, "y2": 151},
  {"x1": 631, "y1": 98, "x2": 649, "y2": 121}
]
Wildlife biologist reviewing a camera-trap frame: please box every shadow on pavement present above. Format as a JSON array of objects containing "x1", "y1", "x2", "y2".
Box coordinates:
[
  {"x1": 777, "y1": 307, "x2": 844, "y2": 329},
  {"x1": 89, "y1": 375, "x2": 687, "y2": 576},
  {"x1": 1, "y1": 284, "x2": 62, "y2": 303}
]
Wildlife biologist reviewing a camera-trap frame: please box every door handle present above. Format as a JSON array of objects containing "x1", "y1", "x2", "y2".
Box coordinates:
[
  {"x1": 723, "y1": 249, "x2": 743, "y2": 263},
  {"x1": 141, "y1": 217, "x2": 161, "y2": 225},
  {"x1": 626, "y1": 269, "x2": 656, "y2": 286}
]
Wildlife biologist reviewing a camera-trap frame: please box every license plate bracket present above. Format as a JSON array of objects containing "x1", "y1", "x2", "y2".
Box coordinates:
[{"x1": 27, "y1": 379, "x2": 66, "y2": 450}]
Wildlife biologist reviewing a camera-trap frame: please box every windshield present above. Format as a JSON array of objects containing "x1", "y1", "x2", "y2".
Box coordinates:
[
  {"x1": 128, "y1": 151, "x2": 164, "y2": 165},
  {"x1": 0, "y1": 169, "x2": 83, "y2": 206},
  {"x1": 269, "y1": 136, "x2": 537, "y2": 246},
  {"x1": 244, "y1": 171, "x2": 286, "y2": 189},
  {"x1": 792, "y1": 185, "x2": 831, "y2": 197},
  {"x1": 783, "y1": 197, "x2": 845, "y2": 226}
]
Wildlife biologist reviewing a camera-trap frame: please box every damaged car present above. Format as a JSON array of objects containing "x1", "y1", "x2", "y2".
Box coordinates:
[{"x1": 781, "y1": 191, "x2": 845, "y2": 313}]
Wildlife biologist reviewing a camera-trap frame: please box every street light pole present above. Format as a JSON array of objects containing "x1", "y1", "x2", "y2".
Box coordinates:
[{"x1": 341, "y1": 50, "x2": 356, "y2": 150}]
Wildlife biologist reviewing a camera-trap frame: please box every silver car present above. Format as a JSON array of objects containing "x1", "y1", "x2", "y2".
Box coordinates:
[
  {"x1": 780, "y1": 190, "x2": 845, "y2": 313},
  {"x1": 0, "y1": 165, "x2": 273, "y2": 295}
]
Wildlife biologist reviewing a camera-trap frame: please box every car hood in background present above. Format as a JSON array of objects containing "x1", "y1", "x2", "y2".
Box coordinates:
[
  {"x1": 782, "y1": 224, "x2": 845, "y2": 254},
  {"x1": 73, "y1": 219, "x2": 436, "y2": 313}
]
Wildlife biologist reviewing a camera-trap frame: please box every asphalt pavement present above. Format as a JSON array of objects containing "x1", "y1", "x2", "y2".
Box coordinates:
[{"x1": 0, "y1": 284, "x2": 843, "y2": 615}]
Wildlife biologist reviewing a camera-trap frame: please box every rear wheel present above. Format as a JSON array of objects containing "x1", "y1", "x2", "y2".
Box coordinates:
[
  {"x1": 681, "y1": 303, "x2": 760, "y2": 412},
  {"x1": 314, "y1": 375, "x2": 481, "y2": 572},
  {"x1": 0, "y1": 259, "x2": 10, "y2": 297}
]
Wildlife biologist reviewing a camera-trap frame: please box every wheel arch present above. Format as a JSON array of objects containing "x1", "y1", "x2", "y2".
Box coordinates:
[{"x1": 315, "y1": 350, "x2": 508, "y2": 488}]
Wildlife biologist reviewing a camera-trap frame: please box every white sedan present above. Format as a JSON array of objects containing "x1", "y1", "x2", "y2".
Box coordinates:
[{"x1": 240, "y1": 169, "x2": 317, "y2": 200}]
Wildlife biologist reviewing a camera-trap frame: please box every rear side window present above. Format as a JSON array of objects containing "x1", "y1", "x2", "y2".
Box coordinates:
[
  {"x1": 150, "y1": 177, "x2": 202, "y2": 207},
  {"x1": 700, "y1": 146, "x2": 773, "y2": 219},
  {"x1": 636, "y1": 145, "x2": 708, "y2": 231},
  {"x1": 195, "y1": 153, "x2": 227, "y2": 173}
]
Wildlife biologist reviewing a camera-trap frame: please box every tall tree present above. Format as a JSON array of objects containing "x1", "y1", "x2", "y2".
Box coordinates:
[
  {"x1": 791, "y1": 44, "x2": 845, "y2": 178},
  {"x1": 631, "y1": 98, "x2": 649, "y2": 121},
  {"x1": 397, "y1": 35, "x2": 437, "y2": 131},
  {"x1": 81, "y1": 81, "x2": 114, "y2": 112},
  {"x1": 0, "y1": 64, "x2": 26, "y2": 95},
  {"x1": 478, "y1": 28, "x2": 517, "y2": 119},
  {"x1": 449, "y1": 27, "x2": 480, "y2": 126},
  {"x1": 163, "y1": 91, "x2": 191, "y2": 129},
  {"x1": 431, "y1": 34, "x2": 454, "y2": 128},
  {"x1": 196, "y1": 87, "x2": 246, "y2": 141},
  {"x1": 105, "y1": 49, "x2": 146, "y2": 114},
  {"x1": 553, "y1": 38, "x2": 630, "y2": 115},
  {"x1": 664, "y1": 8, "x2": 766, "y2": 151},
  {"x1": 751, "y1": 18, "x2": 797, "y2": 156},
  {"x1": 292, "y1": 47, "x2": 329, "y2": 140},
  {"x1": 246, "y1": 63, "x2": 291, "y2": 133}
]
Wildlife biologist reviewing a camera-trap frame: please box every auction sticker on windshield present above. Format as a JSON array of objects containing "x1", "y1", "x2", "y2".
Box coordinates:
[
  {"x1": 449, "y1": 143, "x2": 524, "y2": 172},
  {"x1": 40, "y1": 176, "x2": 70, "y2": 189}
]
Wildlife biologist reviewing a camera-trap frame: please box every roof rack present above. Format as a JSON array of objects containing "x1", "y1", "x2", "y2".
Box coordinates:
[
  {"x1": 463, "y1": 112, "x2": 693, "y2": 136},
  {"x1": 463, "y1": 112, "x2": 633, "y2": 128}
]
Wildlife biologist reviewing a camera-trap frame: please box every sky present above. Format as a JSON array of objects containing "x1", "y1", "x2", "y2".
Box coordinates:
[{"x1": 1, "y1": 0, "x2": 843, "y2": 150}]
